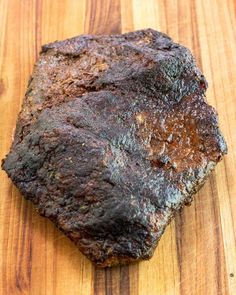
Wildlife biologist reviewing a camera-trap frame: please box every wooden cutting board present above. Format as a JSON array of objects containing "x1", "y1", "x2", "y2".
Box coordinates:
[{"x1": 0, "y1": 0, "x2": 235, "y2": 294}]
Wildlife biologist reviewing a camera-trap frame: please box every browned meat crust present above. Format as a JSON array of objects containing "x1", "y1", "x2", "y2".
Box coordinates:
[{"x1": 2, "y1": 29, "x2": 227, "y2": 267}]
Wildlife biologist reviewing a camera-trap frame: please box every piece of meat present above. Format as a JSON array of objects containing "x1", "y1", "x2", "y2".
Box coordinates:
[{"x1": 2, "y1": 29, "x2": 227, "y2": 267}]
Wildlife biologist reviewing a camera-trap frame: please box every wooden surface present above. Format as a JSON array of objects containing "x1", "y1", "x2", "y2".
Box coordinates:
[{"x1": 0, "y1": 0, "x2": 235, "y2": 294}]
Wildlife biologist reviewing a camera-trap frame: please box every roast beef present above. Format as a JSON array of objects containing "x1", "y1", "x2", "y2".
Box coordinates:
[{"x1": 2, "y1": 29, "x2": 227, "y2": 267}]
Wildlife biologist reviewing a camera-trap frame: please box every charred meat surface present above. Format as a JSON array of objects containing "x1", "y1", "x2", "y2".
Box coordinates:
[{"x1": 2, "y1": 29, "x2": 227, "y2": 267}]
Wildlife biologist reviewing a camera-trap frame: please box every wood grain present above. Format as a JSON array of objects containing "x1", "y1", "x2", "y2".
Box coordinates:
[{"x1": 0, "y1": 0, "x2": 235, "y2": 294}]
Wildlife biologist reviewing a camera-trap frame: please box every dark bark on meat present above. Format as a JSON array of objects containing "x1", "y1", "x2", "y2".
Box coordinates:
[{"x1": 2, "y1": 29, "x2": 227, "y2": 267}]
